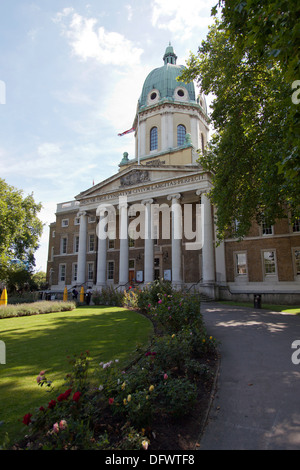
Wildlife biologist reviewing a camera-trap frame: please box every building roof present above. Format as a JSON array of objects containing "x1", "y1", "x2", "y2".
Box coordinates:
[{"x1": 138, "y1": 44, "x2": 196, "y2": 109}]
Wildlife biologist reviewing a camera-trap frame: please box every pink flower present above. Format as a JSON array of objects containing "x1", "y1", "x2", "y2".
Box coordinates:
[
  {"x1": 109, "y1": 398, "x2": 114, "y2": 405},
  {"x1": 39, "y1": 370, "x2": 46, "y2": 376},
  {"x1": 158, "y1": 299, "x2": 162, "y2": 304},
  {"x1": 164, "y1": 373, "x2": 168, "y2": 380},
  {"x1": 53, "y1": 422, "x2": 59, "y2": 434},
  {"x1": 59, "y1": 419, "x2": 67, "y2": 430},
  {"x1": 168, "y1": 306, "x2": 171, "y2": 310},
  {"x1": 36, "y1": 375, "x2": 43, "y2": 383}
]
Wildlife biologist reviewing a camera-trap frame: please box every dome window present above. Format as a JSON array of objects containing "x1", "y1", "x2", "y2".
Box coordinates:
[
  {"x1": 147, "y1": 88, "x2": 160, "y2": 106},
  {"x1": 174, "y1": 86, "x2": 188, "y2": 101},
  {"x1": 150, "y1": 127, "x2": 158, "y2": 151},
  {"x1": 177, "y1": 125, "x2": 186, "y2": 146}
]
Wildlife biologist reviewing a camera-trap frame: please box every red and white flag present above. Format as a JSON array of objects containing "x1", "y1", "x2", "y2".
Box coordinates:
[{"x1": 118, "y1": 127, "x2": 135, "y2": 136}]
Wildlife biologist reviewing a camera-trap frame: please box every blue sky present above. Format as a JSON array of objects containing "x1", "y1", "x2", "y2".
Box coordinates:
[{"x1": 0, "y1": 0, "x2": 217, "y2": 272}]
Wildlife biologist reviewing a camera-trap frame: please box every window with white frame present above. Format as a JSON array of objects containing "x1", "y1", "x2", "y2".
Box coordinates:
[
  {"x1": 262, "y1": 250, "x2": 277, "y2": 276},
  {"x1": 87, "y1": 263, "x2": 94, "y2": 282},
  {"x1": 59, "y1": 264, "x2": 66, "y2": 283},
  {"x1": 73, "y1": 263, "x2": 78, "y2": 282},
  {"x1": 61, "y1": 237, "x2": 67, "y2": 254},
  {"x1": 293, "y1": 249, "x2": 300, "y2": 276},
  {"x1": 235, "y1": 252, "x2": 247, "y2": 276},
  {"x1": 74, "y1": 235, "x2": 79, "y2": 253},
  {"x1": 74, "y1": 217, "x2": 80, "y2": 225},
  {"x1": 261, "y1": 219, "x2": 273, "y2": 236},
  {"x1": 88, "y1": 234, "x2": 95, "y2": 252},
  {"x1": 88, "y1": 216, "x2": 96, "y2": 223},
  {"x1": 61, "y1": 219, "x2": 69, "y2": 227},
  {"x1": 107, "y1": 261, "x2": 114, "y2": 280},
  {"x1": 108, "y1": 239, "x2": 115, "y2": 249},
  {"x1": 293, "y1": 218, "x2": 300, "y2": 233}
]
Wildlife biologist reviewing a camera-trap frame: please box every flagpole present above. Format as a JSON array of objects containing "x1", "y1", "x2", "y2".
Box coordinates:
[{"x1": 137, "y1": 112, "x2": 140, "y2": 166}]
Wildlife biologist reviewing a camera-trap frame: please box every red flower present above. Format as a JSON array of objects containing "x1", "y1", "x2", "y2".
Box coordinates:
[
  {"x1": 57, "y1": 393, "x2": 65, "y2": 402},
  {"x1": 22, "y1": 413, "x2": 32, "y2": 426},
  {"x1": 64, "y1": 388, "x2": 72, "y2": 399},
  {"x1": 72, "y1": 391, "x2": 81, "y2": 402},
  {"x1": 48, "y1": 399, "x2": 56, "y2": 409},
  {"x1": 39, "y1": 406, "x2": 45, "y2": 412},
  {"x1": 109, "y1": 398, "x2": 114, "y2": 405}
]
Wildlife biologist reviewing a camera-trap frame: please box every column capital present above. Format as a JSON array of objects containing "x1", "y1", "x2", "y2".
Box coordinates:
[
  {"x1": 196, "y1": 189, "x2": 208, "y2": 196},
  {"x1": 141, "y1": 198, "x2": 154, "y2": 206},
  {"x1": 167, "y1": 193, "x2": 181, "y2": 202},
  {"x1": 77, "y1": 210, "x2": 87, "y2": 217}
]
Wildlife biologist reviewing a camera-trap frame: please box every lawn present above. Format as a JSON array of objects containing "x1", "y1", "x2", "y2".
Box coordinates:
[{"x1": 0, "y1": 306, "x2": 153, "y2": 446}]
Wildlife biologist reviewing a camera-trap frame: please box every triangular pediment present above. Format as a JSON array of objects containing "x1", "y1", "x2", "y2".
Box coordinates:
[{"x1": 76, "y1": 164, "x2": 204, "y2": 200}]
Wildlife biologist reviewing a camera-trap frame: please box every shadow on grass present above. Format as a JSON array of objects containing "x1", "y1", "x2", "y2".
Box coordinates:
[{"x1": 0, "y1": 307, "x2": 153, "y2": 445}]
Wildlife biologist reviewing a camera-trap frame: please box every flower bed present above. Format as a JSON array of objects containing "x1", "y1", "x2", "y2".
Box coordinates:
[{"x1": 10, "y1": 281, "x2": 218, "y2": 451}]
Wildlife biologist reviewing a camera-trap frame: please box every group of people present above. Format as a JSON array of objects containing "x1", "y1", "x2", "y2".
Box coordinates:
[{"x1": 71, "y1": 287, "x2": 93, "y2": 305}]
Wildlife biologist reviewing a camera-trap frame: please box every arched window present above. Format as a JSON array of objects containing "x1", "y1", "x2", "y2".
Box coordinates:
[
  {"x1": 150, "y1": 127, "x2": 158, "y2": 151},
  {"x1": 177, "y1": 124, "x2": 186, "y2": 146}
]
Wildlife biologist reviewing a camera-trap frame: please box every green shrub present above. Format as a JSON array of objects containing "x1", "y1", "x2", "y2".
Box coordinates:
[
  {"x1": 0, "y1": 301, "x2": 76, "y2": 319},
  {"x1": 92, "y1": 286, "x2": 124, "y2": 306}
]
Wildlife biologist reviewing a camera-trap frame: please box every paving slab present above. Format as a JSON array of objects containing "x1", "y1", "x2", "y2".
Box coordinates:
[{"x1": 199, "y1": 302, "x2": 300, "y2": 450}]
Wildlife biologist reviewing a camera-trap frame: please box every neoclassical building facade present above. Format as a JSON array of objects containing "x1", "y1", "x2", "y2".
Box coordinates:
[{"x1": 46, "y1": 45, "x2": 300, "y2": 304}]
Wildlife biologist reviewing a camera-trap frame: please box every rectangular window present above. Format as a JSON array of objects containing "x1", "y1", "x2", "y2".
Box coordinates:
[
  {"x1": 74, "y1": 236, "x2": 79, "y2": 253},
  {"x1": 293, "y1": 218, "x2": 300, "y2": 233},
  {"x1": 59, "y1": 264, "x2": 66, "y2": 283},
  {"x1": 87, "y1": 263, "x2": 94, "y2": 282},
  {"x1": 235, "y1": 253, "x2": 247, "y2": 275},
  {"x1": 89, "y1": 234, "x2": 95, "y2": 252},
  {"x1": 262, "y1": 220, "x2": 273, "y2": 236},
  {"x1": 62, "y1": 219, "x2": 69, "y2": 227},
  {"x1": 293, "y1": 249, "x2": 300, "y2": 275},
  {"x1": 88, "y1": 216, "x2": 96, "y2": 223},
  {"x1": 74, "y1": 217, "x2": 80, "y2": 225},
  {"x1": 108, "y1": 239, "x2": 115, "y2": 249},
  {"x1": 129, "y1": 259, "x2": 135, "y2": 269},
  {"x1": 107, "y1": 261, "x2": 114, "y2": 280},
  {"x1": 61, "y1": 237, "x2": 67, "y2": 254},
  {"x1": 263, "y1": 251, "x2": 276, "y2": 275},
  {"x1": 73, "y1": 263, "x2": 78, "y2": 282}
]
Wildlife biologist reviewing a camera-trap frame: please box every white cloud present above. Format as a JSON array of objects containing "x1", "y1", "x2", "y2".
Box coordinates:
[
  {"x1": 151, "y1": 0, "x2": 216, "y2": 40},
  {"x1": 54, "y1": 9, "x2": 143, "y2": 66}
]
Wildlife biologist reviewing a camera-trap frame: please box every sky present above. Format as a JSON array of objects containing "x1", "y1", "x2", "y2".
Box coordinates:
[{"x1": 0, "y1": 0, "x2": 218, "y2": 273}]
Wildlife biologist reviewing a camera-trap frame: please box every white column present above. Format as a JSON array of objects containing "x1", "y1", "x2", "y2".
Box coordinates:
[
  {"x1": 77, "y1": 211, "x2": 87, "y2": 285},
  {"x1": 118, "y1": 199, "x2": 129, "y2": 285},
  {"x1": 142, "y1": 199, "x2": 154, "y2": 284},
  {"x1": 167, "y1": 193, "x2": 182, "y2": 285},
  {"x1": 96, "y1": 212, "x2": 107, "y2": 287},
  {"x1": 197, "y1": 190, "x2": 215, "y2": 283}
]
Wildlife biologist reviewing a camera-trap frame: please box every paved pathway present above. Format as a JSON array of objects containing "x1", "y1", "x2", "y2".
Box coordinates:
[{"x1": 199, "y1": 302, "x2": 300, "y2": 450}]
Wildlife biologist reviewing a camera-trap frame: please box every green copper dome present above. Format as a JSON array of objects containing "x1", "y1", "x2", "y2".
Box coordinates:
[{"x1": 138, "y1": 44, "x2": 196, "y2": 109}]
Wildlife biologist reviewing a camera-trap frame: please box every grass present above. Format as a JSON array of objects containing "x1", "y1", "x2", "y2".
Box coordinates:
[
  {"x1": 0, "y1": 306, "x2": 153, "y2": 446},
  {"x1": 217, "y1": 300, "x2": 300, "y2": 315}
]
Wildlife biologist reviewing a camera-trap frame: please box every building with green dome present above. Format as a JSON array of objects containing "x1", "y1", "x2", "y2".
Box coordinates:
[{"x1": 46, "y1": 45, "x2": 300, "y2": 305}]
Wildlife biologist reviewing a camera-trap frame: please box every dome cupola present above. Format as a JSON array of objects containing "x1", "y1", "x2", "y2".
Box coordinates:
[{"x1": 138, "y1": 44, "x2": 196, "y2": 110}]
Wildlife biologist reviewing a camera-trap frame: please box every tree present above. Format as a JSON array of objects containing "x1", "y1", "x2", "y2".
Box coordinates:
[
  {"x1": 0, "y1": 179, "x2": 43, "y2": 279},
  {"x1": 180, "y1": 1, "x2": 300, "y2": 240}
]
